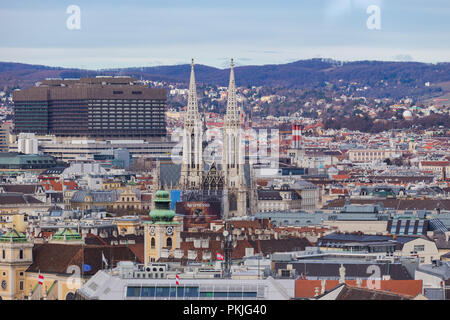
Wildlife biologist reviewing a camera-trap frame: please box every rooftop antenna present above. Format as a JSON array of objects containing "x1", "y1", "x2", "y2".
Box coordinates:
[{"x1": 222, "y1": 221, "x2": 233, "y2": 279}]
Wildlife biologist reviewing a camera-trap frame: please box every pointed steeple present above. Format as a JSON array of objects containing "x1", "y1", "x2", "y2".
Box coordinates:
[
  {"x1": 186, "y1": 58, "x2": 200, "y2": 127},
  {"x1": 225, "y1": 58, "x2": 240, "y2": 127},
  {"x1": 181, "y1": 59, "x2": 204, "y2": 189}
]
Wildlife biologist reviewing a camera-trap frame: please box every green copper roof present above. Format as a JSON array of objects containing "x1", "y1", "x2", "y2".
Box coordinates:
[
  {"x1": 52, "y1": 228, "x2": 82, "y2": 241},
  {"x1": 0, "y1": 229, "x2": 28, "y2": 243},
  {"x1": 149, "y1": 190, "x2": 175, "y2": 223}
]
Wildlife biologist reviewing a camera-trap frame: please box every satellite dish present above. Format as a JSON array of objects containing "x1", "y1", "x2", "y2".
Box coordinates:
[{"x1": 223, "y1": 230, "x2": 229, "y2": 237}]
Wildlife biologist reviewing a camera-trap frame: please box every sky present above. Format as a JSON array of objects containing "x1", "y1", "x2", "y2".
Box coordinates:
[{"x1": 0, "y1": 0, "x2": 449, "y2": 69}]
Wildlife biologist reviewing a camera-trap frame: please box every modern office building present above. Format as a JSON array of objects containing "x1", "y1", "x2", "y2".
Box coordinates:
[
  {"x1": 9, "y1": 137, "x2": 176, "y2": 162},
  {"x1": 12, "y1": 77, "x2": 167, "y2": 138},
  {"x1": 76, "y1": 262, "x2": 295, "y2": 300}
]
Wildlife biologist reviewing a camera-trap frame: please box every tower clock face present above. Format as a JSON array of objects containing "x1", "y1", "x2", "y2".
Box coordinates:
[
  {"x1": 149, "y1": 226, "x2": 155, "y2": 236},
  {"x1": 1, "y1": 280, "x2": 6, "y2": 290},
  {"x1": 166, "y1": 226, "x2": 174, "y2": 236}
]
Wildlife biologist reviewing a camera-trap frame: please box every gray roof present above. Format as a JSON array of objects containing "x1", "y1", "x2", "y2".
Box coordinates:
[
  {"x1": 417, "y1": 262, "x2": 450, "y2": 280},
  {"x1": 159, "y1": 163, "x2": 181, "y2": 187},
  {"x1": 0, "y1": 193, "x2": 43, "y2": 205},
  {"x1": 257, "y1": 190, "x2": 283, "y2": 201},
  {"x1": 341, "y1": 204, "x2": 380, "y2": 214},
  {"x1": 71, "y1": 189, "x2": 122, "y2": 203},
  {"x1": 319, "y1": 233, "x2": 418, "y2": 244}
]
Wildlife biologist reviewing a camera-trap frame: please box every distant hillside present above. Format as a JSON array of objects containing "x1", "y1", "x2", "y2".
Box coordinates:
[{"x1": 1, "y1": 59, "x2": 450, "y2": 99}]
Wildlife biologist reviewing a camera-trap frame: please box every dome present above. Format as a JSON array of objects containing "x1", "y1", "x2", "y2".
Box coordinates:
[
  {"x1": 155, "y1": 190, "x2": 170, "y2": 201},
  {"x1": 150, "y1": 190, "x2": 175, "y2": 223},
  {"x1": 403, "y1": 110, "x2": 413, "y2": 119},
  {"x1": 0, "y1": 229, "x2": 27, "y2": 243},
  {"x1": 52, "y1": 228, "x2": 82, "y2": 241}
]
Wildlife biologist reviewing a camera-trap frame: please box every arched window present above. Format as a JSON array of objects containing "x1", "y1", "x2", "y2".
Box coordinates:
[
  {"x1": 229, "y1": 193, "x2": 237, "y2": 211},
  {"x1": 65, "y1": 292, "x2": 75, "y2": 300},
  {"x1": 166, "y1": 237, "x2": 172, "y2": 248},
  {"x1": 19, "y1": 249, "x2": 23, "y2": 260},
  {"x1": 151, "y1": 237, "x2": 155, "y2": 249}
]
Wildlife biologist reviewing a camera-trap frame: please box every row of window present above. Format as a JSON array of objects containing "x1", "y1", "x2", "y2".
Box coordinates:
[
  {"x1": 126, "y1": 286, "x2": 257, "y2": 298},
  {"x1": 91, "y1": 100, "x2": 164, "y2": 103},
  {"x1": 2, "y1": 249, "x2": 25, "y2": 260}
]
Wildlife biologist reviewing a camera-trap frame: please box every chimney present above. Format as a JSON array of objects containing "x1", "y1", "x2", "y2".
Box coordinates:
[
  {"x1": 356, "y1": 278, "x2": 362, "y2": 287},
  {"x1": 320, "y1": 279, "x2": 326, "y2": 295},
  {"x1": 314, "y1": 287, "x2": 320, "y2": 297},
  {"x1": 339, "y1": 264, "x2": 346, "y2": 284}
]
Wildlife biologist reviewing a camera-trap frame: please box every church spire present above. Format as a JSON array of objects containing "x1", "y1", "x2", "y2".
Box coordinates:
[
  {"x1": 225, "y1": 58, "x2": 239, "y2": 127},
  {"x1": 181, "y1": 58, "x2": 203, "y2": 190},
  {"x1": 186, "y1": 58, "x2": 200, "y2": 127}
]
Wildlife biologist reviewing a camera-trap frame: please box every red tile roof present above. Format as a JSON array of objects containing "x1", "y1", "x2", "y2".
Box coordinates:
[{"x1": 295, "y1": 279, "x2": 423, "y2": 298}]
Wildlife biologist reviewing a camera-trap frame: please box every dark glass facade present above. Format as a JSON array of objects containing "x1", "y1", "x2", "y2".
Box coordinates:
[
  {"x1": 13, "y1": 100, "x2": 49, "y2": 135},
  {"x1": 12, "y1": 77, "x2": 167, "y2": 138}
]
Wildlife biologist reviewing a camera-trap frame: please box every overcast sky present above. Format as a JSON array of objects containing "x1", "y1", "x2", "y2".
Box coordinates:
[{"x1": 0, "y1": 0, "x2": 449, "y2": 69}]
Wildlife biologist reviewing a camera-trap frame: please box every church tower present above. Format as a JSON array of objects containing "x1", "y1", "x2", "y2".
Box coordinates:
[
  {"x1": 0, "y1": 229, "x2": 33, "y2": 300},
  {"x1": 180, "y1": 59, "x2": 203, "y2": 189},
  {"x1": 144, "y1": 190, "x2": 182, "y2": 264},
  {"x1": 222, "y1": 59, "x2": 247, "y2": 217}
]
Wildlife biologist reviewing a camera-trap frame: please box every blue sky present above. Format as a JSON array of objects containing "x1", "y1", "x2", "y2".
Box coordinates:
[{"x1": 0, "y1": 0, "x2": 449, "y2": 69}]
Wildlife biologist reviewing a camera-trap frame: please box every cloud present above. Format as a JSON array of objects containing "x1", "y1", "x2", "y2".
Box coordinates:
[
  {"x1": 324, "y1": 0, "x2": 384, "y2": 20},
  {"x1": 392, "y1": 54, "x2": 414, "y2": 62}
]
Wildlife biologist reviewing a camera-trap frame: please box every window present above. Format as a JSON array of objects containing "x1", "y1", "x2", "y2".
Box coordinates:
[
  {"x1": 243, "y1": 292, "x2": 258, "y2": 297},
  {"x1": 141, "y1": 286, "x2": 155, "y2": 297},
  {"x1": 200, "y1": 292, "x2": 213, "y2": 298},
  {"x1": 2, "y1": 250, "x2": 4, "y2": 259},
  {"x1": 151, "y1": 237, "x2": 155, "y2": 249},
  {"x1": 214, "y1": 292, "x2": 227, "y2": 298},
  {"x1": 228, "y1": 292, "x2": 243, "y2": 298},
  {"x1": 184, "y1": 287, "x2": 199, "y2": 297},
  {"x1": 19, "y1": 250, "x2": 23, "y2": 259},
  {"x1": 166, "y1": 237, "x2": 172, "y2": 248},
  {"x1": 19, "y1": 281, "x2": 24, "y2": 291},
  {"x1": 126, "y1": 286, "x2": 140, "y2": 297},
  {"x1": 169, "y1": 287, "x2": 177, "y2": 298},
  {"x1": 155, "y1": 287, "x2": 170, "y2": 297},
  {"x1": 413, "y1": 245, "x2": 425, "y2": 252}
]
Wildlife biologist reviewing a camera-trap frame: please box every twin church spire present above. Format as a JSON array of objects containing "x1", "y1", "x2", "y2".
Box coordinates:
[
  {"x1": 186, "y1": 58, "x2": 240, "y2": 128},
  {"x1": 181, "y1": 58, "x2": 243, "y2": 189},
  {"x1": 181, "y1": 58, "x2": 247, "y2": 216}
]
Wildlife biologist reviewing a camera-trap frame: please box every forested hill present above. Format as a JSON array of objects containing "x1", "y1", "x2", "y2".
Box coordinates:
[{"x1": 1, "y1": 59, "x2": 450, "y2": 99}]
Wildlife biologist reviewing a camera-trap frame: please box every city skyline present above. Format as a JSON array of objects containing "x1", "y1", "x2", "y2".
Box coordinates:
[{"x1": 1, "y1": 0, "x2": 450, "y2": 69}]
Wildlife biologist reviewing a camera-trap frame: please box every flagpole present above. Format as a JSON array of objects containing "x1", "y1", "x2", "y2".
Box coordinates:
[
  {"x1": 38, "y1": 270, "x2": 40, "y2": 300},
  {"x1": 82, "y1": 242, "x2": 84, "y2": 284}
]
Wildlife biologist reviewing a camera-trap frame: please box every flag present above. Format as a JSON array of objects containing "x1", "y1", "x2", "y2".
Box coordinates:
[
  {"x1": 38, "y1": 274, "x2": 44, "y2": 285},
  {"x1": 176, "y1": 274, "x2": 180, "y2": 286},
  {"x1": 83, "y1": 264, "x2": 92, "y2": 272},
  {"x1": 217, "y1": 253, "x2": 224, "y2": 261},
  {"x1": 102, "y1": 252, "x2": 108, "y2": 268}
]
